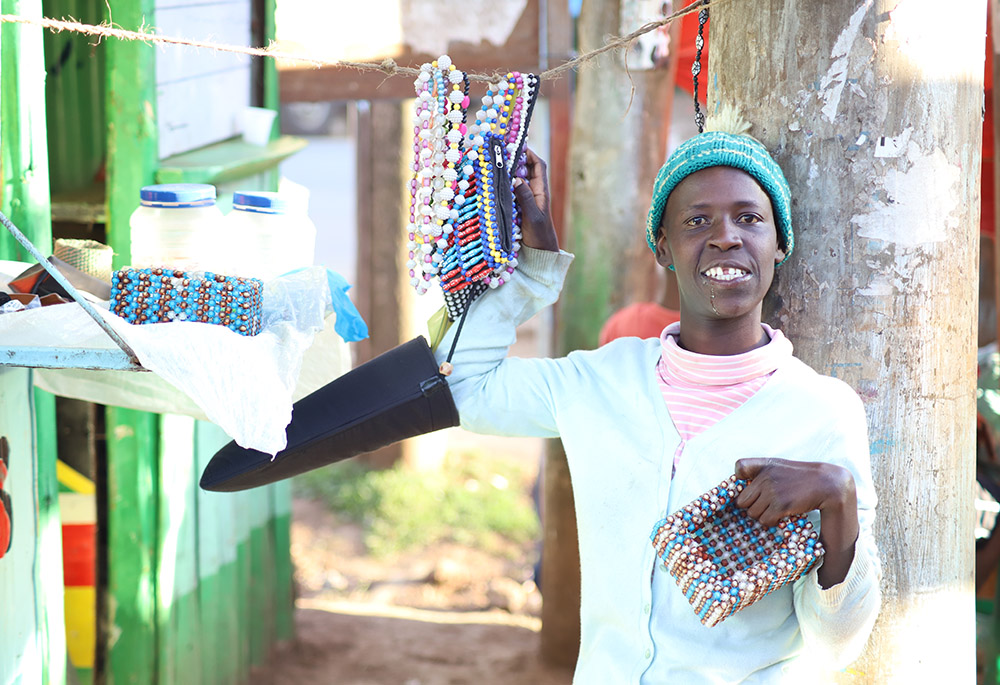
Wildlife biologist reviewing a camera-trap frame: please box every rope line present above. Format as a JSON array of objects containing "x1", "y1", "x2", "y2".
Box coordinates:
[{"x1": 0, "y1": 0, "x2": 718, "y2": 84}]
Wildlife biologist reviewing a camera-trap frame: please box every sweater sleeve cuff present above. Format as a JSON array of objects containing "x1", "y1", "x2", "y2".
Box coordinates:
[
  {"x1": 517, "y1": 246, "x2": 574, "y2": 285},
  {"x1": 810, "y1": 545, "x2": 877, "y2": 609}
]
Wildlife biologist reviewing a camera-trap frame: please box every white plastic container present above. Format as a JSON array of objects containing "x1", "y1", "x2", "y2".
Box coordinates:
[
  {"x1": 129, "y1": 184, "x2": 227, "y2": 272},
  {"x1": 225, "y1": 191, "x2": 317, "y2": 281}
]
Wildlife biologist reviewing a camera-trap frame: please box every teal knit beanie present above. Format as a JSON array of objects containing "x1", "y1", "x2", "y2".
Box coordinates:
[{"x1": 646, "y1": 120, "x2": 793, "y2": 266}]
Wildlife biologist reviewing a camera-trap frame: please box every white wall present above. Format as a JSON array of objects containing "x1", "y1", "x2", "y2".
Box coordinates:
[{"x1": 155, "y1": 0, "x2": 253, "y2": 159}]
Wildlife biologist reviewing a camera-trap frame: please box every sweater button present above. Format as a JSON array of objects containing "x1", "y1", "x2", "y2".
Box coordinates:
[
  {"x1": 644, "y1": 603, "x2": 651, "y2": 614},
  {"x1": 645, "y1": 648, "x2": 652, "y2": 659}
]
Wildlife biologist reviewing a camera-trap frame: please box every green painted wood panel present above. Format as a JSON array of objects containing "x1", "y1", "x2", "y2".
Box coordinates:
[
  {"x1": 1, "y1": 0, "x2": 53, "y2": 262},
  {"x1": 261, "y1": 0, "x2": 280, "y2": 193},
  {"x1": 272, "y1": 480, "x2": 294, "y2": 642},
  {"x1": 103, "y1": 3, "x2": 160, "y2": 681},
  {"x1": 194, "y1": 420, "x2": 295, "y2": 683},
  {"x1": 249, "y1": 515, "x2": 273, "y2": 665},
  {"x1": 105, "y1": 0, "x2": 156, "y2": 270},
  {"x1": 194, "y1": 420, "x2": 241, "y2": 685},
  {"x1": 235, "y1": 488, "x2": 252, "y2": 682},
  {"x1": 246, "y1": 473, "x2": 271, "y2": 666},
  {"x1": 156, "y1": 415, "x2": 201, "y2": 684},
  {"x1": 104, "y1": 408, "x2": 159, "y2": 684},
  {"x1": 262, "y1": 0, "x2": 277, "y2": 114}
]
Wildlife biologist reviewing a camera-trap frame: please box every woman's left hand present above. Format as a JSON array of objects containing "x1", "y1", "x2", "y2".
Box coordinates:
[{"x1": 734, "y1": 457, "x2": 859, "y2": 589}]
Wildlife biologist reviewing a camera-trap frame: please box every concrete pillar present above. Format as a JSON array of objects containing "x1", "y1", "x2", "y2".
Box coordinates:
[{"x1": 711, "y1": 1, "x2": 984, "y2": 680}]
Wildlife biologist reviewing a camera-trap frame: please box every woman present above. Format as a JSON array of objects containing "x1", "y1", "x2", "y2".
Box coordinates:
[{"x1": 436, "y1": 110, "x2": 881, "y2": 683}]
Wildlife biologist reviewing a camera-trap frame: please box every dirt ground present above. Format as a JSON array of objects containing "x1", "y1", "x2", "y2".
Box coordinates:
[
  {"x1": 254, "y1": 319, "x2": 573, "y2": 684},
  {"x1": 258, "y1": 602, "x2": 571, "y2": 685},
  {"x1": 255, "y1": 492, "x2": 573, "y2": 685}
]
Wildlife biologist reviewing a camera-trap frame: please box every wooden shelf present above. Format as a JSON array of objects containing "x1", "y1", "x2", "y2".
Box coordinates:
[
  {"x1": 0, "y1": 345, "x2": 145, "y2": 372},
  {"x1": 156, "y1": 135, "x2": 308, "y2": 185},
  {"x1": 49, "y1": 136, "x2": 307, "y2": 224},
  {"x1": 50, "y1": 184, "x2": 107, "y2": 225}
]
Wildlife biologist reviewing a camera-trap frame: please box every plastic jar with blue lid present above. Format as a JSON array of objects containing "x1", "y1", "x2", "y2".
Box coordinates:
[
  {"x1": 129, "y1": 183, "x2": 227, "y2": 272},
  {"x1": 225, "y1": 190, "x2": 316, "y2": 281}
]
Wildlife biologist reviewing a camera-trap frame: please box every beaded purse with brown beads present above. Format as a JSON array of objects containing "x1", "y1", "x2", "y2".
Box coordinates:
[
  {"x1": 649, "y1": 475, "x2": 825, "y2": 627},
  {"x1": 110, "y1": 267, "x2": 263, "y2": 336}
]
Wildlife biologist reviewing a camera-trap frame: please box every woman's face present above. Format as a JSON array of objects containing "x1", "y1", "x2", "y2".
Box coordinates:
[{"x1": 655, "y1": 166, "x2": 785, "y2": 327}]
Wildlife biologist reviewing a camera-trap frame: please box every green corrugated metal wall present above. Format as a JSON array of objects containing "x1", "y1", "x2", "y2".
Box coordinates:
[
  {"x1": 41, "y1": 0, "x2": 105, "y2": 195},
  {"x1": 0, "y1": 0, "x2": 296, "y2": 682}
]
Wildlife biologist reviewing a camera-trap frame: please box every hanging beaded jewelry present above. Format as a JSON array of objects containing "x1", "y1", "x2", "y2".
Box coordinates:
[
  {"x1": 407, "y1": 56, "x2": 469, "y2": 296},
  {"x1": 407, "y1": 56, "x2": 539, "y2": 321},
  {"x1": 649, "y1": 475, "x2": 825, "y2": 627},
  {"x1": 692, "y1": 7, "x2": 709, "y2": 133}
]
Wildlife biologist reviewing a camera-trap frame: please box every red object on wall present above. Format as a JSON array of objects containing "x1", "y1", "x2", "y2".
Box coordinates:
[
  {"x1": 0, "y1": 437, "x2": 10, "y2": 557},
  {"x1": 0, "y1": 491, "x2": 10, "y2": 558},
  {"x1": 61, "y1": 523, "x2": 97, "y2": 587},
  {"x1": 675, "y1": 5, "x2": 708, "y2": 102}
]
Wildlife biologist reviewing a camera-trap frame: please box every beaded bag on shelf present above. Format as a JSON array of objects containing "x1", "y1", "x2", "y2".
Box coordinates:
[
  {"x1": 110, "y1": 267, "x2": 263, "y2": 337},
  {"x1": 650, "y1": 475, "x2": 825, "y2": 628},
  {"x1": 407, "y1": 55, "x2": 539, "y2": 321}
]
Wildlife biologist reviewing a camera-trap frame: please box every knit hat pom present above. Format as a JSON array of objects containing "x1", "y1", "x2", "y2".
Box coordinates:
[{"x1": 702, "y1": 104, "x2": 752, "y2": 137}]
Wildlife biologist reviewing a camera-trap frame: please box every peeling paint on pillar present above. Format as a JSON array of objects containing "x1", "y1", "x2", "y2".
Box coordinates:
[
  {"x1": 712, "y1": 0, "x2": 983, "y2": 681},
  {"x1": 819, "y1": 0, "x2": 874, "y2": 122},
  {"x1": 853, "y1": 145, "x2": 961, "y2": 247}
]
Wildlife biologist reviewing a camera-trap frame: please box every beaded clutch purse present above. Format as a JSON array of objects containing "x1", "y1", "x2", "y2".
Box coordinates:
[
  {"x1": 650, "y1": 475, "x2": 825, "y2": 627},
  {"x1": 110, "y1": 267, "x2": 263, "y2": 336},
  {"x1": 407, "y1": 55, "x2": 539, "y2": 321}
]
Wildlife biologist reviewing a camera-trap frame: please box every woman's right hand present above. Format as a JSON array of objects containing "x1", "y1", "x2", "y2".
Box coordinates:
[{"x1": 513, "y1": 148, "x2": 560, "y2": 252}]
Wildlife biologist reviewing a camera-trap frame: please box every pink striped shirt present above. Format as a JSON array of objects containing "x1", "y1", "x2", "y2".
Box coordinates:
[{"x1": 656, "y1": 322, "x2": 793, "y2": 475}]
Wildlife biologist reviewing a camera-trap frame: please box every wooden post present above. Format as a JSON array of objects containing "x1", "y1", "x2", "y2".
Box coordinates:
[
  {"x1": 545, "y1": 0, "x2": 573, "y2": 245},
  {"x1": 541, "y1": 0, "x2": 676, "y2": 667},
  {"x1": 993, "y1": 0, "x2": 1000, "y2": 354},
  {"x1": 711, "y1": 1, "x2": 983, "y2": 680},
  {"x1": 537, "y1": 0, "x2": 575, "y2": 665},
  {"x1": 558, "y1": 0, "x2": 656, "y2": 351},
  {"x1": 353, "y1": 99, "x2": 409, "y2": 468},
  {"x1": 623, "y1": 17, "x2": 680, "y2": 306}
]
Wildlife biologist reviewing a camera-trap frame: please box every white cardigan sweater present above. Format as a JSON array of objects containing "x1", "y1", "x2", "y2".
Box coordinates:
[{"x1": 436, "y1": 247, "x2": 881, "y2": 683}]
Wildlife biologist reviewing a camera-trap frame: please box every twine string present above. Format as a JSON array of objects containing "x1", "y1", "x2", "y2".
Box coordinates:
[{"x1": 0, "y1": 0, "x2": 720, "y2": 84}]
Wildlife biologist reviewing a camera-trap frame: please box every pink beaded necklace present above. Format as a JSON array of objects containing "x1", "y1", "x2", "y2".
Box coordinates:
[{"x1": 407, "y1": 56, "x2": 468, "y2": 296}]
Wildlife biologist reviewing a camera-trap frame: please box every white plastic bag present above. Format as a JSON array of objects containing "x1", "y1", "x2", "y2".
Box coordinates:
[{"x1": 5, "y1": 267, "x2": 353, "y2": 455}]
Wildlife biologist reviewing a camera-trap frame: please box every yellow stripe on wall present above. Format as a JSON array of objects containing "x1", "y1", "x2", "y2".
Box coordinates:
[
  {"x1": 57, "y1": 461, "x2": 95, "y2": 495},
  {"x1": 64, "y1": 586, "x2": 96, "y2": 668}
]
